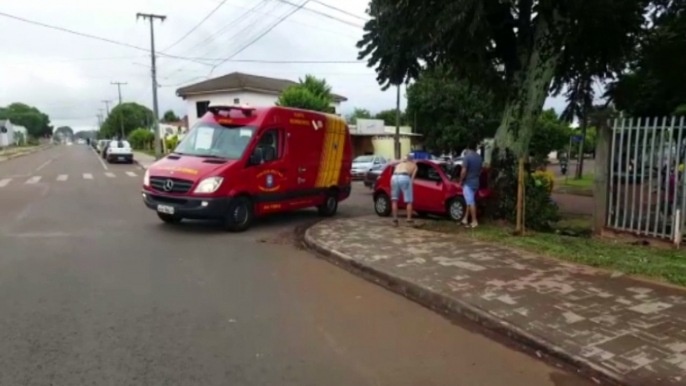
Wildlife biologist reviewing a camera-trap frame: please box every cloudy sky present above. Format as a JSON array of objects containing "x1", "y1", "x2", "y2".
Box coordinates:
[{"x1": 0, "y1": 0, "x2": 567, "y2": 132}]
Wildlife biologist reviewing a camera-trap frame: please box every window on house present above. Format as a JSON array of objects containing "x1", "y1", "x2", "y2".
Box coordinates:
[
  {"x1": 196, "y1": 101, "x2": 210, "y2": 118},
  {"x1": 233, "y1": 98, "x2": 240, "y2": 105}
]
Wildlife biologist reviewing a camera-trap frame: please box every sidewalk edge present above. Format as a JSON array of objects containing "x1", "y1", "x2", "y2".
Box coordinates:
[
  {"x1": 304, "y1": 226, "x2": 627, "y2": 386},
  {"x1": 1, "y1": 145, "x2": 52, "y2": 162}
]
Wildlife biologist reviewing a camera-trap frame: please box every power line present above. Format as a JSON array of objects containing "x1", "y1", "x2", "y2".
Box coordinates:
[
  {"x1": 0, "y1": 10, "x2": 213, "y2": 66},
  {"x1": 273, "y1": 0, "x2": 364, "y2": 28},
  {"x1": 211, "y1": 0, "x2": 313, "y2": 72},
  {"x1": 161, "y1": 0, "x2": 228, "y2": 52},
  {"x1": 158, "y1": 0, "x2": 272, "y2": 78},
  {"x1": 310, "y1": 0, "x2": 368, "y2": 21}
]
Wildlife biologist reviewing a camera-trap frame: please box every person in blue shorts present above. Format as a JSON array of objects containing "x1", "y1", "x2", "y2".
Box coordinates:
[
  {"x1": 391, "y1": 154, "x2": 418, "y2": 226},
  {"x1": 459, "y1": 142, "x2": 483, "y2": 228}
]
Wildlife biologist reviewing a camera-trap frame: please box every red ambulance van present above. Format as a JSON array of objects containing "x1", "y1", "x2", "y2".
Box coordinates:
[{"x1": 142, "y1": 105, "x2": 352, "y2": 231}]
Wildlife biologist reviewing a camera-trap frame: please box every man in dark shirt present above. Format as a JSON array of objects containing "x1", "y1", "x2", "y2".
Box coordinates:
[{"x1": 459, "y1": 142, "x2": 483, "y2": 227}]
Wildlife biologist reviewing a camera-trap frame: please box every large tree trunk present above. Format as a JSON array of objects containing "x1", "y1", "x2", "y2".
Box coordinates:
[{"x1": 493, "y1": 15, "x2": 562, "y2": 159}]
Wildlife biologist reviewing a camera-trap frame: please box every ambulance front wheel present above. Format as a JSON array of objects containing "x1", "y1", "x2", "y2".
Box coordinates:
[
  {"x1": 224, "y1": 196, "x2": 254, "y2": 232},
  {"x1": 318, "y1": 191, "x2": 339, "y2": 217}
]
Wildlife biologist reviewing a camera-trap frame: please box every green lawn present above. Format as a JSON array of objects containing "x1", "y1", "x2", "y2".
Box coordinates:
[
  {"x1": 554, "y1": 174, "x2": 594, "y2": 196},
  {"x1": 419, "y1": 217, "x2": 686, "y2": 287}
]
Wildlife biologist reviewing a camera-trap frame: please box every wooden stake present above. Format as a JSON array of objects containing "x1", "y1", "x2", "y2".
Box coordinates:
[{"x1": 515, "y1": 157, "x2": 525, "y2": 235}]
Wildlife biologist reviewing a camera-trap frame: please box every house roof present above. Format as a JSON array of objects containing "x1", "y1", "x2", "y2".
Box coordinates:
[{"x1": 176, "y1": 72, "x2": 347, "y2": 102}]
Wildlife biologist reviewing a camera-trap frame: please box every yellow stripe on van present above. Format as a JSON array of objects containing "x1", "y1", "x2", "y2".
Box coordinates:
[
  {"x1": 329, "y1": 118, "x2": 346, "y2": 186},
  {"x1": 316, "y1": 120, "x2": 335, "y2": 187}
]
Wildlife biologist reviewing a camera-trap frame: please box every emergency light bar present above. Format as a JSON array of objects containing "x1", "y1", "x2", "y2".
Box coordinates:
[{"x1": 207, "y1": 104, "x2": 255, "y2": 117}]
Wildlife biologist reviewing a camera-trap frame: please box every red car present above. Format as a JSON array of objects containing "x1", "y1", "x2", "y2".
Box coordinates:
[{"x1": 372, "y1": 160, "x2": 492, "y2": 221}]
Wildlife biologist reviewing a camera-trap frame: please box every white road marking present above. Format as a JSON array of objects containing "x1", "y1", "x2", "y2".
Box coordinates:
[
  {"x1": 83, "y1": 173, "x2": 93, "y2": 180},
  {"x1": 0, "y1": 178, "x2": 11, "y2": 187},
  {"x1": 126, "y1": 171, "x2": 137, "y2": 177},
  {"x1": 34, "y1": 159, "x2": 53, "y2": 172},
  {"x1": 105, "y1": 172, "x2": 116, "y2": 178},
  {"x1": 25, "y1": 176, "x2": 41, "y2": 184},
  {"x1": 57, "y1": 174, "x2": 68, "y2": 181},
  {"x1": 90, "y1": 146, "x2": 108, "y2": 171}
]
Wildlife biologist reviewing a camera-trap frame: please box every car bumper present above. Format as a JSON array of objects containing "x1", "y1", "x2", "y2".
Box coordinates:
[
  {"x1": 351, "y1": 170, "x2": 369, "y2": 179},
  {"x1": 142, "y1": 190, "x2": 232, "y2": 219},
  {"x1": 108, "y1": 154, "x2": 133, "y2": 161}
]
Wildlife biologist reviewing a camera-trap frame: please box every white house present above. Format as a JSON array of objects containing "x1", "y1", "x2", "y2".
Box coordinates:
[
  {"x1": 176, "y1": 72, "x2": 347, "y2": 128},
  {"x1": 0, "y1": 120, "x2": 28, "y2": 147}
]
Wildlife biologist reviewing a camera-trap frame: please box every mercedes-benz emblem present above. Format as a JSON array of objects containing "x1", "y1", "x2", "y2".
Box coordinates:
[{"x1": 163, "y1": 179, "x2": 174, "y2": 192}]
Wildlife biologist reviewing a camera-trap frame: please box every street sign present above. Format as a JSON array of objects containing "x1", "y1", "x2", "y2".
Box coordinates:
[{"x1": 571, "y1": 135, "x2": 584, "y2": 143}]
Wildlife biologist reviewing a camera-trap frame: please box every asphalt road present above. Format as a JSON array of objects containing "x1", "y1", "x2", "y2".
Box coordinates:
[{"x1": 0, "y1": 145, "x2": 594, "y2": 386}]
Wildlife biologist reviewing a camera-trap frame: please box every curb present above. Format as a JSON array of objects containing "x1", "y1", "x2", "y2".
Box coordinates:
[
  {"x1": 0, "y1": 145, "x2": 52, "y2": 162},
  {"x1": 304, "y1": 225, "x2": 626, "y2": 386}
]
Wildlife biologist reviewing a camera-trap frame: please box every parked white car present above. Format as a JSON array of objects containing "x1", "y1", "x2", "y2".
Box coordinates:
[
  {"x1": 351, "y1": 155, "x2": 388, "y2": 179},
  {"x1": 105, "y1": 140, "x2": 134, "y2": 164}
]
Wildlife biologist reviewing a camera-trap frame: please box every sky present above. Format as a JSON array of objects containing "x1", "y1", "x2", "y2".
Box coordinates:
[{"x1": 0, "y1": 0, "x2": 568, "y2": 132}]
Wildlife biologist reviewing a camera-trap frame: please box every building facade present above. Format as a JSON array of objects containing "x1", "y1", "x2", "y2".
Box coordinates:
[{"x1": 177, "y1": 72, "x2": 347, "y2": 128}]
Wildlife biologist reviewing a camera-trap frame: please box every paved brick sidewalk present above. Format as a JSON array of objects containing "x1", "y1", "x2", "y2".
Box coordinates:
[
  {"x1": 306, "y1": 216, "x2": 686, "y2": 386},
  {"x1": 133, "y1": 151, "x2": 156, "y2": 169}
]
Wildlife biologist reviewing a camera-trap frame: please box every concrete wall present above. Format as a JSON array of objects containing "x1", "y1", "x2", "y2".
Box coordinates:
[{"x1": 183, "y1": 91, "x2": 342, "y2": 128}]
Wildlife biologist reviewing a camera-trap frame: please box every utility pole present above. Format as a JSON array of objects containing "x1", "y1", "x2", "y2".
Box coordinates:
[
  {"x1": 394, "y1": 84, "x2": 401, "y2": 160},
  {"x1": 137, "y1": 12, "x2": 166, "y2": 159},
  {"x1": 111, "y1": 82, "x2": 127, "y2": 105},
  {"x1": 101, "y1": 100, "x2": 111, "y2": 116}
]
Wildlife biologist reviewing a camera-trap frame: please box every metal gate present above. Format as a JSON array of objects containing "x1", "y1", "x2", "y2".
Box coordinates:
[{"x1": 607, "y1": 116, "x2": 686, "y2": 239}]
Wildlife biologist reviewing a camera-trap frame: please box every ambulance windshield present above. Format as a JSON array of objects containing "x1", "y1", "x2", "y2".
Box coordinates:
[{"x1": 174, "y1": 122, "x2": 256, "y2": 159}]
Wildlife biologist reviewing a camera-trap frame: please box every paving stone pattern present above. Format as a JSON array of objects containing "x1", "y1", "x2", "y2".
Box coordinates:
[{"x1": 308, "y1": 216, "x2": 686, "y2": 385}]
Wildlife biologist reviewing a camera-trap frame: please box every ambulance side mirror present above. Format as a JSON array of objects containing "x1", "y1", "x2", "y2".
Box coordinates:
[{"x1": 250, "y1": 147, "x2": 264, "y2": 165}]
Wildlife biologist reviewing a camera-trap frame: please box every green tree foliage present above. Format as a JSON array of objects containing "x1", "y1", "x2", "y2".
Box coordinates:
[
  {"x1": 54, "y1": 126, "x2": 74, "y2": 140},
  {"x1": 100, "y1": 103, "x2": 153, "y2": 139},
  {"x1": 357, "y1": 0, "x2": 658, "y2": 158},
  {"x1": 406, "y1": 66, "x2": 501, "y2": 155},
  {"x1": 162, "y1": 110, "x2": 180, "y2": 123},
  {"x1": 606, "y1": 2, "x2": 686, "y2": 117},
  {"x1": 529, "y1": 109, "x2": 572, "y2": 166},
  {"x1": 346, "y1": 108, "x2": 372, "y2": 124},
  {"x1": 0, "y1": 103, "x2": 52, "y2": 138},
  {"x1": 127, "y1": 128, "x2": 155, "y2": 150},
  {"x1": 276, "y1": 75, "x2": 333, "y2": 112},
  {"x1": 374, "y1": 109, "x2": 407, "y2": 126},
  {"x1": 74, "y1": 130, "x2": 98, "y2": 140}
]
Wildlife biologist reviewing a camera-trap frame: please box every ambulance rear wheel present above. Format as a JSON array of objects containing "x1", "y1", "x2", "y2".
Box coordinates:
[
  {"x1": 318, "y1": 191, "x2": 338, "y2": 217},
  {"x1": 224, "y1": 196, "x2": 253, "y2": 232}
]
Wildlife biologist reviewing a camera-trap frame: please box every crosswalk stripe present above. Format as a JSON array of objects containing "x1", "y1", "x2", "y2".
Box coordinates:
[
  {"x1": 105, "y1": 172, "x2": 116, "y2": 178},
  {"x1": 83, "y1": 173, "x2": 93, "y2": 180},
  {"x1": 57, "y1": 175, "x2": 68, "y2": 181},
  {"x1": 126, "y1": 171, "x2": 137, "y2": 177},
  {"x1": 26, "y1": 176, "x2": 41, "y2": 184},
  {"x1": 0, "y1": 178, "x2": 10, "y2": 187}
]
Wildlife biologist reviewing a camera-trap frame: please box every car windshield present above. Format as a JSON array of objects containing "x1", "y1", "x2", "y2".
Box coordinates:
[
  {"x1": 354, "y1": 156, "x2": 374, "y2": 163},
  {"x1": 174, "y1": 122, "x2": 256, "y2": 159}
]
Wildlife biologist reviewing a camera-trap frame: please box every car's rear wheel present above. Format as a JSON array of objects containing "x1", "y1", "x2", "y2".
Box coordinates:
[
  {"x1": 447, "y1": 197, "x2": 467, "y2": 221},
  {"x1": 374, "y1": 193, "x2": 392, "y2": 217},
  {"x1": 318, "y1": 191, "x2": 339, "y2": 217},
  {"x1": 157, "y1": 213, "x2": 182, "y2": 224},
  {"x1": 224, "y1": 196, "x2": 253, "y2": 232}
]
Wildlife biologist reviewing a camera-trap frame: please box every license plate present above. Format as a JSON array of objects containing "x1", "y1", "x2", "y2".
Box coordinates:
[
  {"x1": 118, "y1": 157, "x2": 124, "y2": 161},
  {"x1": 157, "y1": 205, "x2": 175, "y2": 214}
]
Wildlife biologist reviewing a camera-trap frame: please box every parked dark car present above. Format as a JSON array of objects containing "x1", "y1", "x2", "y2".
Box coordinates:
[{"x1": 363, "y1": 163, "x2": 387, "y2": 189}]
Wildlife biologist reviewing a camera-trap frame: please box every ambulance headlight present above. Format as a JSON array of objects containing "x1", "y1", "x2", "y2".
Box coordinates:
[
  {"x1": 194, "y1": 177, "x2": 224, "y2": 193},
  {"x1": 143, "y1": 169, "x2": 150, "y2": 187}
]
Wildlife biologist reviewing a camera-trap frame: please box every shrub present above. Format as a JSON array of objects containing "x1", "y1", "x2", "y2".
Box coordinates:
[
  {"x1": 165, "y1": 135, "x2": 179, "y2": 153},
  {"x1": 489, "y1": 149, "x2": 561, "y2": 231},
  {"x1": 532, "y1": 170, "x2": 555, "y2": 193},
  {"x1": 127, "y1": 128, "x2": 154, "y2": 150}
]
